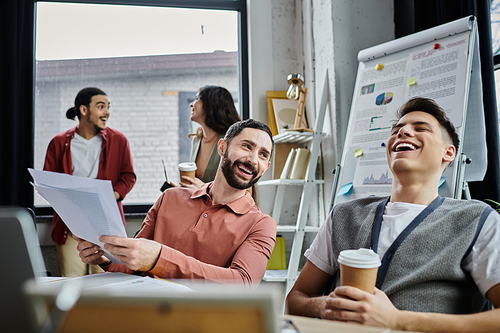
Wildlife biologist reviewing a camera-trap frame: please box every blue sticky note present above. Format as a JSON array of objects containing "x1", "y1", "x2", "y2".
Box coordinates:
[
  {"x1": 439, "y1": 177, "x2": 446, "y2": 188},
  {"x1": 337, "y1": 182, "x2": 353, "y2": 196}
]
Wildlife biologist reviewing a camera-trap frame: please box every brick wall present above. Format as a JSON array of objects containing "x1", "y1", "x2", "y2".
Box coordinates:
[{"x1": 34, "y1": 53, "x2": 238, "y2": 205}]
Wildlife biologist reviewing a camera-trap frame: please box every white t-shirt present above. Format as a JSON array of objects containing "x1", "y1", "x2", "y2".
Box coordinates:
[
  {"x1": 71, "y1": 132, "x2": 103, "y2": 179},
  {"x1": 305, "y1": 201, "x2": 500, "y2": 296}
]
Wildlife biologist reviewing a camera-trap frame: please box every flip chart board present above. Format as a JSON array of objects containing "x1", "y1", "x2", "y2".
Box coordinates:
[{"x1": 334, "y1": 16, "x2": 486, "y2": 205}]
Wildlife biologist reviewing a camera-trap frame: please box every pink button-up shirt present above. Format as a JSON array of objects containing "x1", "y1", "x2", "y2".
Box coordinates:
[{"x1": 107, "y1": 184, "x2": 276, "y2": 286}]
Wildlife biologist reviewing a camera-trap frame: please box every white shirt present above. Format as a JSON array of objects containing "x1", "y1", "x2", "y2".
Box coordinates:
[
  {"x1": 305, "y1": 201, "x2": 500, "y2": 296},
  {"x1": 71, "y1": 132, "x2": 102, "y2": 179}
]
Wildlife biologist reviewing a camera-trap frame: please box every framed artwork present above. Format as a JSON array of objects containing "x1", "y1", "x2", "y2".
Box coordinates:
[{"x1": 266, "y1": 91, "x2": 299, "y2": 136}]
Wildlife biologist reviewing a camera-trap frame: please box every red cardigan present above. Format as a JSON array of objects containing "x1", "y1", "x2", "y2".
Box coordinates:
[{"x1": 43, "y1": 126, "x2": 136, "y2": 244}]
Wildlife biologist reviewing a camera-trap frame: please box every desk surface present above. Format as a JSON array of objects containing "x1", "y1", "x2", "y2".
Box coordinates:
[
  {"x1": 31, "y1": 275, "x2": 414, "y2": 333},
  {"x1": 285, "y1": 315, "x2": 415, "y2": 333}
]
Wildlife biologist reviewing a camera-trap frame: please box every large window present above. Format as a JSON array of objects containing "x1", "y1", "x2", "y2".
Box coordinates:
[{"x1": 34, "y1": 1, "x2": 246, "y2": 209}]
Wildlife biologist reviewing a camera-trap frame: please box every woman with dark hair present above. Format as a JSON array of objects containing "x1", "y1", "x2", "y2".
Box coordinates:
[{"x1": 180, "y1": 85, "x2": 241, "y2": 187}]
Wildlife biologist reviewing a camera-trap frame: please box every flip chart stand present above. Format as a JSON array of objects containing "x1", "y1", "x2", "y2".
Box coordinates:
[
  {"x1": 332, "y1": 16, "x2": 485, "y2": 205},
  {"x1": 329, "y1": 165, "x2": 341, "y2": 213},
  {"x1": 455, "y1": 153, "x2": 472, "y2": 200}
]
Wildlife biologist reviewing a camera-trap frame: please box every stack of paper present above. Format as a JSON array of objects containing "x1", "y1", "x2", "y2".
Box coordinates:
[{"x1": 28, "y1": 169, "x2": 127, "y2": 263}]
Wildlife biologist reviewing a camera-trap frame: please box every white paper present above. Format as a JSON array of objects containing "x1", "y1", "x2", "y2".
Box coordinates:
[
  {"x1": 348, "y1": 58, "x2": 407, "y2": 148},
  {"x1": 29, "y1": 169, "x2": 127, "y2": 263},
  {"x1": 336, "y1": 25, "x2": 485, "y2": 204},
  {"x1": 404, "y1": 33, "x2": 470, "y2": 127},
  {"x1": 38, "y1": 272, "x2": 194, "y2": 294},
  {"x1": 462, "y1": 35, "x2": 488, "y2": 182},
  {"x1": 263, "y1": 270, "x2": 288, "y2": 282},
  {"x1": 83, "y1": 274, "x2": 194, "y2": 294},
  {"x1": 352, "y1": 144, "x2": 393, "y2": 198}
]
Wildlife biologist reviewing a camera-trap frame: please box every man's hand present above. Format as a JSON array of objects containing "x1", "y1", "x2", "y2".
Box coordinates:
[
  {"x1": 324, "y1": 286, "x2": 400, "y2": 329},
  {"x1": 179, "y1": 176, "x2": 205, "y2": 188},
  {"x1": 99, "y1": 236, "x2": 162, "y2": 271},
  {"x1": 73, "y1": 235, "x2": 109, "y2": 266}
]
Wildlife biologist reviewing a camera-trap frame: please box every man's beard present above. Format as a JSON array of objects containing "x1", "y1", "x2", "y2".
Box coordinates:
[
  {"x1": 86, "y1": 110, "x2": 105, "y2": 134},
  {"x1": 220, "y1": 151, "x2": 261, "y2": 190}
]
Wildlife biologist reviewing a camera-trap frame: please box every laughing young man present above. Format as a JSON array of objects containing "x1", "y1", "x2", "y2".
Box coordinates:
[
  {"x1": 286, "y1": 97, "x2": 500, "y2": 332},
  {"x1": 44, "y1": 87, "x2": 136, "y2": 277},
  {"x1": 75, "y1": 119, "x2": 276, "y2": 287}
]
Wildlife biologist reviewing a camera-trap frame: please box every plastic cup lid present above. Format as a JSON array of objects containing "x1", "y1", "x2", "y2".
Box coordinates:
[
  {"x1": 338, "y1": 248, "x2": 381, "y2": 269},
  {"x1": 178, "y1": 162, "x2": 197, "y2": 171}
]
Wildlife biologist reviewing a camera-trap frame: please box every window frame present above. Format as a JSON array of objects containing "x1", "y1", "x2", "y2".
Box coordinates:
[
  {"x1": 494, "y1": 54, "x2": 500, "y2": 69},
  {"x1": 34, "y1": 0, "x2": 248, "y2": 217}
]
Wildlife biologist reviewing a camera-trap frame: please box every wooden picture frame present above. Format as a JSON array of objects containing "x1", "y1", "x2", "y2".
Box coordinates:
[
  {"x1": 266, "y1": 91, "x2": 286, "y2": 136},
  {"x1": 266, "y1": 91, "x2": 300, "y2": 136}
]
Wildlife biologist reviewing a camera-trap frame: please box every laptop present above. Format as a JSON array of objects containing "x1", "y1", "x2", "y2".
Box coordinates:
[
  {"x1": 0, "y1": 207, "x2": 47, "y2": 333},
  {"x1": 24, "y1": 280, "x2": 280, "y2": 333}
]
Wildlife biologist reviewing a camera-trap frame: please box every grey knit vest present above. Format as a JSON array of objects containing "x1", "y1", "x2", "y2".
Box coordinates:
[{"x1": 330, "y1": 196, "x2": 493, "y2": 314}]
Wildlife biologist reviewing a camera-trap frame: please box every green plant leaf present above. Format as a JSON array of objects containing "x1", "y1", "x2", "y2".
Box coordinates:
[{"x1": 485, "y1": 199, "x2": 500, "y2": 212}]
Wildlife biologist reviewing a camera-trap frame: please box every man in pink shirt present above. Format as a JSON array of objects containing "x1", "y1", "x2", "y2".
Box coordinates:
[{"x1": 76, "y1": 119, "x2": 276, "y2": 286}]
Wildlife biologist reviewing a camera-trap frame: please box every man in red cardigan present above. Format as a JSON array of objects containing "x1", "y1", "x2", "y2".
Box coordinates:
[{"x1": 44, "y1": 87, "x2": 136, "y2": 277}]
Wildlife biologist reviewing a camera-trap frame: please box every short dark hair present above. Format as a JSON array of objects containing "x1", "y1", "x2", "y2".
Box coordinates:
[
  {"x1": 66, "y1": 87, "x2": 107, "y2": 120},
  {"x1": 396, "y1": 97, "x2": 460, "y2": 153},
  {"x1": 197, "y1": 85, "x2": 241, "y2": 134},
  {"x1": 224, "y1": 119, "x2": 274, "y2": 156}
]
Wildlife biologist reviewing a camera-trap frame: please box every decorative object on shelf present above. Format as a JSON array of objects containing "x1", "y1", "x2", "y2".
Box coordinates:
[
  {"x1": 286, "y1": 73, "x2": 313, "y2": 132},
  {"x1": 272, "y1": 143, "x2": 302, "y2": 179},
  {"x1": 278, "y1": 147, "x2": 310, "y2": 180},
  {"x1": 258, "y1": 70, "x2": 330, "y2": 298},
  {"x1": 280, "y1": 148, "x2": 297, "y2": 179},
  {"x1": 267, "y1": 90, "x2": 299, "y2": 135},
  {"x1": 266, "y1": 235, "x2": 286, "y2": 270},
  {"x1": 288, "y1": 148, "x2": 310, "y2": 180}
]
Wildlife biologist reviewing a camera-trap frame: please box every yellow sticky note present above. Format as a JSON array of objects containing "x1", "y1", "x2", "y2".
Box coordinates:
[
  {"x1": 355, "y1": 147, "x2": 363, "y2": 157},
  {"x1": 376, "y1": 63, "x2": 383, "y2": 71},
  {"x1": 408, "y1": 77, "x2": 417, "y2": 86}
]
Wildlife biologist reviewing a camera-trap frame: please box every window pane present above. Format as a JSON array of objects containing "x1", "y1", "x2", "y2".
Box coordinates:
[
  {"x1": 35, "y1": 2, "x2": 240, "y2": 206},
  {"x1": 493, "y1": 0, "x2": 500, "y2": 56},
  {"x1": 493, "y1": 0, "x2": 500, "y2": 126},
  {"x1": 495, "y1": 70, "x2": 500, "y2": 126}
]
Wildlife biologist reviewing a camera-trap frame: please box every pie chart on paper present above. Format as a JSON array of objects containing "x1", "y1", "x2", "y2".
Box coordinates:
[{"x1": 375, "y1": 92, "x2": 394, "y2": 106}]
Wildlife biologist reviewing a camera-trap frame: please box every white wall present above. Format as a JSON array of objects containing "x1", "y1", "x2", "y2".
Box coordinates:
[
  {"x1": 248, "y1": 0, "x2": 394, "y2": 208},
  {"x1": 247, "y1": 0, "x2": 303, "y2": 123},
  {"x1": 310, "y1": 0, "x2": 395, "y2": 212},
  {"x1": 247, "y1": 0, "x2": 305, "y2": 227},
  {"x1": 247, "y1": 0, "x2": 395, "y2": 267}
]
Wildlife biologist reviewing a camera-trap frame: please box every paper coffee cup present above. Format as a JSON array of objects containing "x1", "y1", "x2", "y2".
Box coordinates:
[
  {"x1": 338, "y1": 248, "x2": 381, "y2": 294},
  {"x1": 178, "y1": 162, "x2": 197, "y2": 181}
]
